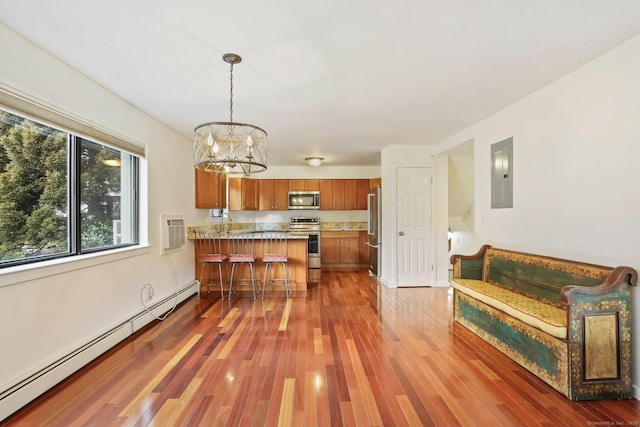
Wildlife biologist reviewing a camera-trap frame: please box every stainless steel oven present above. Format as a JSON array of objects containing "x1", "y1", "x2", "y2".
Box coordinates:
[{"x1": 289, "y1": 217, "x2": 321, "y2": 269}]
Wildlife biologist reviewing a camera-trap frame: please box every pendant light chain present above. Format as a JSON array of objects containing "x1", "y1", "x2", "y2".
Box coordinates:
[{"x1": 229, "y1": 62, "x2": 234, "y2": 123}]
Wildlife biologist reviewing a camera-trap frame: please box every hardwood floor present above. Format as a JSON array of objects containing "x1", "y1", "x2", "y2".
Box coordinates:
[{"x1": 5, "y1": 268, "x2": 640, "y2": 426}]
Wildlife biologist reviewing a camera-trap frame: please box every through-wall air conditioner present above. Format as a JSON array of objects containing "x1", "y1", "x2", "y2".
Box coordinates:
[{"x1": 161, "y1": 214, "x2": 185, "y2": 254}]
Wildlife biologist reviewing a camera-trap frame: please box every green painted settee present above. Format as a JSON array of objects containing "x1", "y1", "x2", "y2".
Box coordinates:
[{"x1": 450, "y1": 245, "x2": 637, "y2": 401}]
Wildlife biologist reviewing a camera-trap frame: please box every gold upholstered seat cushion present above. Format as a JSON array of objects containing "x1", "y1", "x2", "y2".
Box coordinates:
[{"x1": 451, "y1": 279, "x2": 567, "y2": 340}]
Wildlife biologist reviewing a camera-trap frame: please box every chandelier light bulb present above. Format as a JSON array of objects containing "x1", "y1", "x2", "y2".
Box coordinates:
[
  {"x1": 213, "y1": 141, "x2": 219, "y2": 153},
  {"x1": 246, "y1": 135, "x2": 253, "y2": 147},
  {"x1": 207, "y1": 133, "x2": 214, "y2": 146}
]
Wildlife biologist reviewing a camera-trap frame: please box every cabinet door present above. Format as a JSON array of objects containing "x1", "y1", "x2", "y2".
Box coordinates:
[
  {"x1": 195, "y1": 170, "x2": 226, "y2": 209},
  {"x1": 321, "y1": 236, "x2": 341, "y2": 264},
  {"x1": 273, "y1": 179, "x2": 289, "y2": 210},
  {"x1": 259, "y1": 179, "x2": 275, "y2": 210},
  {"x1": 319, "y1": 179, "x2": 333, "y2": 210},
  {"x1": 340, "y1": 237, "x2": 360, "y2": 264},
  {"x1": 289, "y1": 179, "x2": 304, "y2": 191},
  {"x1": 228, "y1": 178, "x2": 242, "y2": 210},
  {"x1": 332, "y1": 179, "x2": 345, "y2": 210},
  {"x1": 229, "y1": 178, "x2": 258, "y2": 211},
  {"x1": 243, "y1": 179, "x2": 259, "y2": 210},
  {"x1": 356, "y1": 179, "x2": 370, "y2": 210},
  {"x1": 359, "y1": 231, "x2": 369, "y2": 263},
  {"x1": 344, "y1": 180, "x2": 358, "y2": 210},
  {"x1": 304, "y1": 179, "x2": 319, "y2": 191}
]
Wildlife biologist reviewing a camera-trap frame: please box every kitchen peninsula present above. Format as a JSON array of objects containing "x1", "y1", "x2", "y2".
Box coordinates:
[{"x1": 187, "y1": 226, "x2": 309, "y2": 295}]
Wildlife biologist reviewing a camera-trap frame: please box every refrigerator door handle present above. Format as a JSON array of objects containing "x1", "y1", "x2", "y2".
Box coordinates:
[{"x1": 367, "y1": 193, "x2": 375, "y2": 235}]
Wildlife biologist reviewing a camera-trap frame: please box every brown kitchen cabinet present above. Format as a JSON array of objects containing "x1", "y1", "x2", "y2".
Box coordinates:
[
  {"x1": 195, "y1": 169, "x2": 227, "y2": 209},
  {"x1": 304, "y1": 179, "x2": 319, "y2": 191},
  {"x1": 288, "y1": 179, "x2": 304, "y2": 191},
  {"x1": 319, "y1": 179, "x2": 345, "y2": 210},
  {"x1": 359, "y1": 231, "x2": 369, "y2": 263},
  {"x1": 344, "y1": 179, "x2": 369, "y2": 210},
  {"x1": 321, "y1": 230, "x2": 362, "y2": 266},
  {"x1": 289, "y1": 179, "x2": 319, "y2": 191},
  {"x1": 229, "y1": 178, "x2": 259, "y2": 210},
  {"x1": 259, "y1": 179, "x2": 289, "y2": 210}
]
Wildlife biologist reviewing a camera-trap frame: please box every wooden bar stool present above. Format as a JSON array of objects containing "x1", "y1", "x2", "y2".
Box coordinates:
[
  {"x1": 195, "y1": 230, "x2": 228, "y2": 299},
  {"x1": 228, "y1": 231, "x2": 257, "y2": 299},
  {"x1": 261, "y1": 231, "x2": 291, "y2": 298}
]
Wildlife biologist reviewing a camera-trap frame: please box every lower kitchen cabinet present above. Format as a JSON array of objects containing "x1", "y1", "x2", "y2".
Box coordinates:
[
  {"x1": 321, "y1": 230, "x2": 364, "y2": 267},
  {"x1": 359, "y1": 231, "x2": 369, "y2": 263}
]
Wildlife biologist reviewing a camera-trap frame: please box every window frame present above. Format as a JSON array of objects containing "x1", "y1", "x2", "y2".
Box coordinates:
[{"x1": 0, "y1": 89, "x2": 143, "y2": 269}]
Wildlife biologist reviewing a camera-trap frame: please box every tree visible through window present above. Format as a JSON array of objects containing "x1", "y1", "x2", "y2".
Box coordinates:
[{"x1": 0, "y1": 108, "x2": 138, "y2": 267}]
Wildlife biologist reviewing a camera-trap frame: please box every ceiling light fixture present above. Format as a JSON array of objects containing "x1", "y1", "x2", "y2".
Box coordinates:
[
  {"x1": 305, "y1": 157, "x2": 324, "y2": 167},
  {"x1": 193, "y1": 53, "x2": 267, "y2": 176}
]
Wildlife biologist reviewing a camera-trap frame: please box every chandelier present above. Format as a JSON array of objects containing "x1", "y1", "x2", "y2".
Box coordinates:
[{"x1": 193, "y1": 53, "x2": 267, "y2": 176}]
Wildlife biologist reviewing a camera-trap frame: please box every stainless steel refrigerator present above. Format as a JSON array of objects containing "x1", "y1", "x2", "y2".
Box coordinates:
[{"x1": 367, "y1": 186, "x2": 382, "y2": 278}]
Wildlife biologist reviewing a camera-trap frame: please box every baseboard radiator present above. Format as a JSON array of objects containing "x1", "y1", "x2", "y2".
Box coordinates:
[{"x1": 0, "y1": 280, "x2": 199, "y2": 421}]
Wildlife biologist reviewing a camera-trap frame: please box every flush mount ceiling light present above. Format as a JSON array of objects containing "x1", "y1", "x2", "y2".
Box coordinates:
[
  {"x1": 305, "y1": 157, "x2": 324, "y2": 167},
  {"x1": 193, "y1": 53, "x2": 267, "y2": 176}
]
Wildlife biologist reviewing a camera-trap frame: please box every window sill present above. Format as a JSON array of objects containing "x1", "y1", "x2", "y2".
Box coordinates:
[{"x1": 0, "y1": 245, "x2": 151, "y2": 288}]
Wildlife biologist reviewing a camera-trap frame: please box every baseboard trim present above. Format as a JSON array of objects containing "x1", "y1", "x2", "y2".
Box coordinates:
[{"x1": 0, "y1": 280, "x2": 198, "y2": 421}]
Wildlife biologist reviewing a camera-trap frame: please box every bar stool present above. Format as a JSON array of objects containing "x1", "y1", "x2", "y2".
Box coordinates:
[
  {"x1": 195, "y1": 230, "x2": 228, "y2": 299},
  {"x1": 228, "y1": 231, "x2": 257, "y2": 299},
  {"x1": 261, "y1": 231, "x2": 291, "y2": 298}
]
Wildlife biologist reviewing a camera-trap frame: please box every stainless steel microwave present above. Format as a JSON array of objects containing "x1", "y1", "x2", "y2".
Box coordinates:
[{"x1": 288, "y1": 191, "x2": 320, "y2": 210}]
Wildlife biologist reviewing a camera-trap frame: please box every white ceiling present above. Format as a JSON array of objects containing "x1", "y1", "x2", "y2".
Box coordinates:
[{"x1": 1, "y1": 1, "x2": 639, "y2": 166}]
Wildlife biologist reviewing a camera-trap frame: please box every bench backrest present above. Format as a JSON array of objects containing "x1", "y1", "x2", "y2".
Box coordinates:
[{"x1": 483, "y1": 248, "x2": 613, "y2": 307}]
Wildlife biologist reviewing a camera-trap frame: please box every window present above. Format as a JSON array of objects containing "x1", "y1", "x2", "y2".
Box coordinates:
[{"x1": 0, "y1": 108, "x2": 139, "y2": 267}]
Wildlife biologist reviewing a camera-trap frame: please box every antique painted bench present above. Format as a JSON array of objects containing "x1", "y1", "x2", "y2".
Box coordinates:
[{"x1": 450, "y1": 245, "x2": 637, "y2": 401}]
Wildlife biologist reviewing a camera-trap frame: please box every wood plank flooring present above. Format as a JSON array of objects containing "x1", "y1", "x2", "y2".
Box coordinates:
[{"x1": 5, "y1": 268, "x2": 640, "y2": 426}]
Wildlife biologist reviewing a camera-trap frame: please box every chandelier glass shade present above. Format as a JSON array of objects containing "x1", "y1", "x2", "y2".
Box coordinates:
[{"x1": 193, "y1": 54, "x2": 267, "y2": 176}]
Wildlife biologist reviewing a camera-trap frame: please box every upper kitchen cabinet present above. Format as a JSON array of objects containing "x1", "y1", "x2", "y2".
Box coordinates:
[
  {"x1": 195, "y1": 170, "x2": 227, "y2": 209},
  {"x1": 303, "y1": 179, "x2": 319, "y2": 191},
  {"x1": 344, "y1": 179, "x2": 369, "y2": 210},
  {"x1": 289, "y1": 179, "x2": 319, "y2": 191},
  {"x1": 259, "y1": 179, "x2": 289, "y2": 210},
  {"x1": 319, "y1": 179, "x2": 345, "y2": 210},
  {"x1": 229, "y1": 178, "x2": 259, "y2": 210}
]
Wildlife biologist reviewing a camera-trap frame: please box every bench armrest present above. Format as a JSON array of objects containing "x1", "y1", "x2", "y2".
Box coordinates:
[
  {"x1": 450, "y1": 244, "x2": 492, "y2": 280},
  {"x1": 561, "y1": 266, "x2": 637, "y2": 305}
]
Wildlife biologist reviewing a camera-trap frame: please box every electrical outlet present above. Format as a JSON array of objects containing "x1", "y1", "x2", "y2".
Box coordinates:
[{"x1": 143, "y1": 283, "x2": 154, "y2": 302}]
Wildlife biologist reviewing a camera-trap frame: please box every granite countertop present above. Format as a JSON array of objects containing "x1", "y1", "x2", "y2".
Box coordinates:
[
  {"x1": 320, "y1": 221, "x2": 368, "y2": 231},
  {"x1": 187, "y1": 221, "x2": 367, "y2": 239}
]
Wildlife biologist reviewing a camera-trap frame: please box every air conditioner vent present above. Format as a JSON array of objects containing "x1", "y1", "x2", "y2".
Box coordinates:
[{"x1": 161, "y1": 215, "x2": 185, "y2": 252}]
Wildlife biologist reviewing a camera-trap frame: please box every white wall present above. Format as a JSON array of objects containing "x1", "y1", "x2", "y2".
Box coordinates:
[
  {"x1": 447, "y1": 153, "x2": 480, "y2": 260},
  {"x1": 435, "y1": 33, "x2": 640, "y2": 397},
  {"x1": 0, "y1": 23, "x2": 198, "y2": 418}
]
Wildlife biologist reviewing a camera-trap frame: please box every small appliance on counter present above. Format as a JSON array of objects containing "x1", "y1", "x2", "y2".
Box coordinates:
[{"x1": 367, "y1": 186, "x2": 381, "y2": 279}]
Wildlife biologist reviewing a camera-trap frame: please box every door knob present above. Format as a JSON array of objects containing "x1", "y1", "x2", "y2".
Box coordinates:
[{"x1": 398, "y1": 231, "x2": 404, "y2": 236}]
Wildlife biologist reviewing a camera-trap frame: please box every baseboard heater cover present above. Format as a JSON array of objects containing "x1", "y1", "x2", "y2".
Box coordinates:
[{"x1": 0, "y1": 280, "x2": 198, "y2": 421}]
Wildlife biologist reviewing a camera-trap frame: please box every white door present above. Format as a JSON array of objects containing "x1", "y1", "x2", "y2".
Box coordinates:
[{"x1": 396, "y1": 167, "x2": 434, "y2": 286}]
